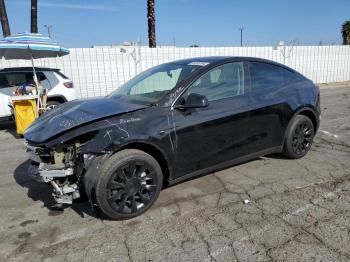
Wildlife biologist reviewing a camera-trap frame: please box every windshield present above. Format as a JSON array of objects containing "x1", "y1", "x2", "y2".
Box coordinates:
[{"x1": 110, "y1": 63, "x2": 200, "y2": 104}]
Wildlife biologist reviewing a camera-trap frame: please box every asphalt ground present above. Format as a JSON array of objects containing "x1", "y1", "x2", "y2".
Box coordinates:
[{"x1": 0, "y1": 82, "x2": 349, "y2": 262}]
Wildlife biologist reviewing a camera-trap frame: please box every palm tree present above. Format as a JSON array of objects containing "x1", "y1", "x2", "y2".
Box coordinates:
[
  {"x1": 147, "y1": 0, "x2": 156, "y2": 48},
  {"x1": 0, "y1": 0, "x2": 10, "y2": 37},
  {"x1": 342, "y1": 21, "x2": 350, "y2": 45},
  {"x1": 31, "y1": 0, "x2": 38, "y2": 33}
]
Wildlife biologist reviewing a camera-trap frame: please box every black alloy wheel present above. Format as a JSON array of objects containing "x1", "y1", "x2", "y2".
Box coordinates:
[
  {"x1": 107, "y1": 161, "x2": 158, "y2": 214},
  {"x1": 283, "y1": 115, "x2": 315, "y2": 159},
  {"x1": 292, "y1": 121, "x2": 313, "y2": 155},
  {"x1": 95, "y1": 149, "x2": 163, "y2": 220}
]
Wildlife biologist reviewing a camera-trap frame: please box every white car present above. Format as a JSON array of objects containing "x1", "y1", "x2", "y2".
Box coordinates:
[{"x1": 0, "y1": 67, "x2": 77, "y2": 119}]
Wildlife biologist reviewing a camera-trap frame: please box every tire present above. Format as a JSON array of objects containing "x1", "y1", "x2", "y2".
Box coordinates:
[
  {"x1": 283, "y1": 115, "x2": 315, "y2": 159},
  {"x1": 95, "y1": 149, "x2": 163, "y2": 220},
  {"x1": 46, "y1": 100, "x2": 61, "y2": 110}
]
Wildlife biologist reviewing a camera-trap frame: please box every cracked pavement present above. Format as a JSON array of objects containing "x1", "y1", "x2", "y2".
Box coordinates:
[{"x1": 0, "y1": 82, "x2": 349, "y2": 262}]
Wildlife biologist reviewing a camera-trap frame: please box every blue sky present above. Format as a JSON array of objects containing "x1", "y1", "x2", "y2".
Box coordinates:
[{"x1": 5, "y1": 0, "x2": 350, "y2": 47}]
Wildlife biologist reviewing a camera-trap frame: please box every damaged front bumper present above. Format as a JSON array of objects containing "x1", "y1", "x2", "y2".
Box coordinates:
[
  {"x1": 26, "y1": 143, "x2": 81, "y2": 205},
  {"x1": 29, "y1": 162, "x2": 74, "y2": 183}
]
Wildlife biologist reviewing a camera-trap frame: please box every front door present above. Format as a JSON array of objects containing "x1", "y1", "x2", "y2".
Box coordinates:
[{"x1": 170, "y1": 61, "x2": 253, "y2": 178}]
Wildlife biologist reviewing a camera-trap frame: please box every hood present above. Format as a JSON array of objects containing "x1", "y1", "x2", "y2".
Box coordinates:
[{"x1": 24, "y1": 96, "x2": 147, "y2": 143}]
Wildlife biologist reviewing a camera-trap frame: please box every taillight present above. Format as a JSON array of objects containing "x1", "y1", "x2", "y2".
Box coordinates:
[{"x1": 63, "y1": 82, "x2": 74, "y2": 88}]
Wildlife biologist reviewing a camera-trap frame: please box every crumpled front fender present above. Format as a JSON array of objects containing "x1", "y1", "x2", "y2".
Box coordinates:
[{"x1": 83, "y1": 154, "x2": 111, "y2": 202}]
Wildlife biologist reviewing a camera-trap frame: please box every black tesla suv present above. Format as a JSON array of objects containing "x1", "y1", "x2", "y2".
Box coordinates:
[{"x1": 24, "y1": 56, "x2": 320, "y2": 220}]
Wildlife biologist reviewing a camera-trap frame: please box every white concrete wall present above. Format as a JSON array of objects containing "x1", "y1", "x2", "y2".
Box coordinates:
[{"x1": 1, "y1": 45, "x2": 349, "y2": 98}]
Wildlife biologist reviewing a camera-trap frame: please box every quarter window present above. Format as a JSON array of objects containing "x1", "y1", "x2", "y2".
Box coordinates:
[{"x1": 188, "y1": 62, "x2": 245, "y2": 102}]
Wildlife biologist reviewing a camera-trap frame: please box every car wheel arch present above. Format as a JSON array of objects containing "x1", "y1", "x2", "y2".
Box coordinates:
[
  {"x1": 282, "y1": 106, "x2": 318, "y2": 147},
  {"x1": 298, "y1": 109, "x2": 318, "y2": 132},
  {"x1": 47, "y1": 95, "x2": 67, "y2": 104},
  {"x1": 117, "y1": 141, "x2": 172, "y2": 187},
  {"x1": 83, "y1": 140, "x2": 172, "y2": 206}
]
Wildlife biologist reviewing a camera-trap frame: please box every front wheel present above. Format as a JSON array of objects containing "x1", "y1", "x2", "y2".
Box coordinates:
[
  {"x1": 283, "y1": 115, "x2": 315, "y2": 159},
  {"x1": 95, "y1": 149, "x2": 163, "y2": 220}
]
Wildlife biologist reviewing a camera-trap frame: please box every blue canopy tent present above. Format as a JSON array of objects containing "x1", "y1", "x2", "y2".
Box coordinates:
[{"x1": 0, "y1": 33, "x2": 69, "y2": 110}]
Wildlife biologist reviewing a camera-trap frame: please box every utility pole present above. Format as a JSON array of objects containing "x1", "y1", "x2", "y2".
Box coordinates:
[
  {"x1": 44, "y1": 25, "x2": 52, "y2": 38},
  {"x1": 239, "y1": 27, "x2": 244, "y2": 47}
]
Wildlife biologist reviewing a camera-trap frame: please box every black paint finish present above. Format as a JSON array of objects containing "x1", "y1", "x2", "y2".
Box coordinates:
[
  {"x1": 24, "y1": 56, "x2": 320, "y2": 185},
  {"x1": 25, "y1": 97, "x2": 147, "y2": 143}
]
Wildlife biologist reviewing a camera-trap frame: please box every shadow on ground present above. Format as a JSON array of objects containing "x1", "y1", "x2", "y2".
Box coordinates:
[
  {"x1": 0, "y1": 119, "x2": 21, "y2": 139},
  {"x1": 13, "y1": 159, "x2": 105, "y2": 219},
  {"x1": 12, "y1": 154, "x2": 290, "y2": 220}
]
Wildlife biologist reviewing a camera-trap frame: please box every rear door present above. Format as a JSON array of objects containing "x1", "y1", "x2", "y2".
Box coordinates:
[
  {"x1": 170, "y1": 61, "x2": 253, "y2": 178},
  {"x1": 248, "y1": 61, "x2": 296, "y2": 151}
]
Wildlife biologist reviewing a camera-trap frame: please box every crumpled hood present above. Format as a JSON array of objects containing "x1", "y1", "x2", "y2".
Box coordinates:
[{"x1": 24, "y1": 96, "x2": 147, "y2": 143}]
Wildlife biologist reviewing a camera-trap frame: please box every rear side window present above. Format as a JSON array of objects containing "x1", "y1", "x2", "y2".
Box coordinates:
[
  {"x1": 38, "y1": 72, "x2": 53, "y2": 89},
  {"x1": 249, "y1": 62, "x2": 294, "y2": 92},
  {"x1": 45, "y1": 71, "x2": 60, "y2": 87}
]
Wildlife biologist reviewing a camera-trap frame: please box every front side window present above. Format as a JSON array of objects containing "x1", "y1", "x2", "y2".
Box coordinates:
[
  {"x1": 110, "y1": 63, "x2": 200, "y2": 104},
  {"x1": 187, "y1": 62, "x2": 245, "y2": 102}
]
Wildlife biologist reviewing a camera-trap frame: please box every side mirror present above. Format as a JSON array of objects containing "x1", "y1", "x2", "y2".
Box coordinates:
[{"x1": 176, "y1": 93, "x2": 209, "y2": 109}]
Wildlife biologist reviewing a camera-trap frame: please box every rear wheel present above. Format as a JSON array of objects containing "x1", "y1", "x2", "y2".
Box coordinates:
[
  {"x1": 95, "y1": 149, "x2": 163, "y2": 220},
  {"x1": 283, "y1": 115, "x2": 314, "y2": 159}
]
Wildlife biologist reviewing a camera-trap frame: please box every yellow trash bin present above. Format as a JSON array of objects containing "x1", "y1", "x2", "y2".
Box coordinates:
[{"x1": 12, "y1": 96, "x2": 38, "y2": 135}]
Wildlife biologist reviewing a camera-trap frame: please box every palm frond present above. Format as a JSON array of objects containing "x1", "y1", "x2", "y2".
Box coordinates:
[{"x1": 342, "y1": 21, "x2": 350, "y2": 36}]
